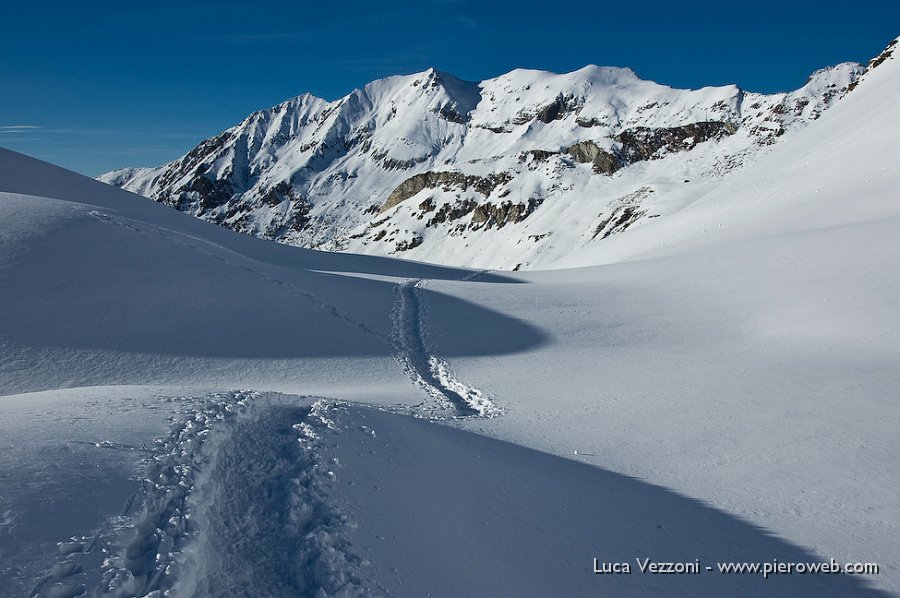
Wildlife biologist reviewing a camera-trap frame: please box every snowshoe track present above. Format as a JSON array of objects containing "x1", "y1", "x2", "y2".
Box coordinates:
[
  {"x1": 392, "y1": 280, "x2": 498, "y2": 418},
  {"x1": 31, "y1": 393, "x2": 376, "y2": 598}
]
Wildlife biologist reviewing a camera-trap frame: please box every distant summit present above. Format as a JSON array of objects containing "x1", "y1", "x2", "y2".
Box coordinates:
[{"x1": 99, "y1": 55, "x2": 867, "y2": 269}]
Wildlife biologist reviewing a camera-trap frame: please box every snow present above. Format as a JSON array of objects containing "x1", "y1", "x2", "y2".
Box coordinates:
[
  {"x1": 321, "y1": 404, "x2": 887, "y2": 597},
  {"x1": 2, "y1": 37, "x2": 899, "y2": 597},
  {"x1": 97, "y1": 60, "x2": 863, "y2": 270},
  {"x1": 419, "y1": 39, "x2": 900, "y2": 593}
]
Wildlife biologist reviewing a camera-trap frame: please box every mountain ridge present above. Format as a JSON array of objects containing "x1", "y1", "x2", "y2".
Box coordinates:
[{"x1": 99, "y1": 57, "x2": 868, "y2": 269}]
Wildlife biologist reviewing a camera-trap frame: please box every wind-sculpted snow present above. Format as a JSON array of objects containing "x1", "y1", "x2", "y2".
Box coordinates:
[
  {"x1": 8, "y1": 390, "x2": 891, "y2": 598},
  {"x1": 318, "y1": 405, "x2": 891, "y2": 597},
  {"x1": 0, "y1": 173, "x2": 544, "y2": 398}
]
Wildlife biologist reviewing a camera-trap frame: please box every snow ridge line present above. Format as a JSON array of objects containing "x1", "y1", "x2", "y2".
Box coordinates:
[
  {"x1": 88, "y1": 210, "x2": 388, "y2": 343},
  {"x1": 392, "y1": 279, "x2": 498, "y2": 418}
]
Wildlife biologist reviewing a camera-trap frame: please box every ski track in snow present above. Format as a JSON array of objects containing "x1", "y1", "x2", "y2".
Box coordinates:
[
  {"x1": 27, "y1": 274, "x2": 501, "y2": 596},
  {"x1": 29, "y1": 392, "x2": 376, "y2": 598},
  {"x1": 392, "y1": 279, "x2": 498, "y2": 418},
  {"x1": 21, "y1": 216, "x2": 500, "y2": 596}
]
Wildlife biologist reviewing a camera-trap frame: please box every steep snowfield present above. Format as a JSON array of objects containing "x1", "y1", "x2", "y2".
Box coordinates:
[
  {"x1": 98, "y1": 62, "x2": 862, "y2": 269},
  {"x1": 2, "y1": 38, "x2": 899, "y2": 598},
  {"x1": 555, "y1": 39, "x2": 899, "y2": 266},
  {"x1": 419, "y1": 37, "x2": 900, "y2": 593}
]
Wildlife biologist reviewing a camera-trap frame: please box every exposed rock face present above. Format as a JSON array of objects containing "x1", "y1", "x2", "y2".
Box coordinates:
[
  {"x1": 512, "y1": 93, "x2": 582, "y2": 125},
  {"x1": 187, "y1": 172, "x2": 235, "y2": 211},
  {"x1": 381, "y1": 171, "x2": 512, "y2": 212},
  {"x1": 520, "y1": 149, "x2": 557, "y2": 163},
  {"x1": 847, "y1": 38, "x2": 896, "y2": 93},
  {"x1": 425, "y1": 199, "x2": 479, "y2": 227},
  {"x1": 469, "y1": 198, "x2": 542, "y2": 229},
  {"x1": 539, "y1": 94, "x2": 580, "y2": 123},
  {"x1": 95, "y1": 50, "x2": 876, "y2": 268},
  {"x1": 524, "y1": 122, "x2": 737, "y2": 179},
  {"x1": 594, "y1": 186, "x2": 655, "y2": 239},
  {"x1": 565, "y1": 141, "x2": 625, "y2": 175},
  {"x1": 615, "y1": 121, "x2": 738, "y2": 163},
  {"x1": 591, "y1": 151, "x2": 624, "y2": 175},
  {"x1": 395, "y1": 235, "x2": 423, "y2": 252}
]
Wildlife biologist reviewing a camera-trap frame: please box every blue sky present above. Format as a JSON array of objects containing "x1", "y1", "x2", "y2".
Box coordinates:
[{"x1": 1, "y1": 0, "x2": 897, "y2": 176}]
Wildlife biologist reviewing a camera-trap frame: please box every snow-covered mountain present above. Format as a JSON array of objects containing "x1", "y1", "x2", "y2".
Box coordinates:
[
  {"x1": 3, "y1": 36, "x2": 900, "y2": 598},
  {"x1": 99, "y1": 59, "x2": 864, "y2": 269}
]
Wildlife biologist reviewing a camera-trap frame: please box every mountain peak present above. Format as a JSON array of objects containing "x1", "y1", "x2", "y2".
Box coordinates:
[
  {"x1": 98, "y1": 52, "x2": 865, "y2": 270},
  {"x1": 569, "y1": 64, "x2": 640, "y2": 82}
]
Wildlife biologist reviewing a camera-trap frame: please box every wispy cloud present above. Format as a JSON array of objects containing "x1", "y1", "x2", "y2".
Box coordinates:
[
  {"x1": 0, "y1": 125, "x2": 209, "y2": 139},
  {"x1": 0, "y1": 125, "x2": 42, "y2": 133}
]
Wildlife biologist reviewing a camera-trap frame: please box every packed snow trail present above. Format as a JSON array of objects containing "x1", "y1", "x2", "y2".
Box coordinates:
[
  {"x1": 393, "y1": 280, "x2": 497, "y2": 417},
  {"x1": 25, "y1": 392, "x2": 375, "y2": 598},
  {"x1": 173, "y1": 398, "x2": 374, "y2": 598},
  {"x1": 10, "y1": 390, "x2": 892, "y2": 598}
]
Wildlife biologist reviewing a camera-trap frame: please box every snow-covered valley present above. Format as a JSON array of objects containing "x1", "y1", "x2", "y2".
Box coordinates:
[{"x1": 2, "y1": 37, "x2": 899, "y2": 598}]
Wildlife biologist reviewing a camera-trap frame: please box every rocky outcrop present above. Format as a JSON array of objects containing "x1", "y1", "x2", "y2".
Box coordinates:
[
  {"x1": 847, "y1": 38, "x2": 896, "y2": 93},
  {"x1": 593, "y1": 186, "x2": 655, "y2": 239},
  {"x1": 420, "y1": 196, "x2": 542, "y2": 230},
  {"x1": 469, "y1": 198, "x2": 543, "y2": 229},
  {"x1": 520, "y1": 149, "x2": 557, "y2": 163},
  {"x1": 565, "y1": 141, "x2": 625, "y2": 175},
  {"x1": 373, "y1": 152, "x2": 432, "y2": 171},
  {"x1": 513, "y1": 93, "x2": 581, "y2": 125},
  {"x1": 395, "y1": 235, "x2": 424, "y2": 252},
  {"x1": 519, "y1": 123, "x2": 732, "y2": 179},
  {"x1": 615, "y1": 121, "x2": 737, "y2": 163},
  {"x1": 424, "y1": 199, "x2": 479, "y2": 226},
  {"x1": 185, "y1": 171, "x2": 235, "y2": 211},
  {"x1": 380, "y1": 171, "x2": 512, "y2": 213},
  {"x1": 435, "y1": 104, "x2": 467, "y2": 124}
]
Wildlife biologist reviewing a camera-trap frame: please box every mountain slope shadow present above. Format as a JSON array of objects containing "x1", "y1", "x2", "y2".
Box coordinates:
[
  {"x1": 0, "y1": 148, "x2": 518, "y2": 284},
  {"x1": 0, "y1": 201, "x2": 546, "y2": 360},
  {"x1": 326, "y1": 406, "x2": 890, "y2": 598}
]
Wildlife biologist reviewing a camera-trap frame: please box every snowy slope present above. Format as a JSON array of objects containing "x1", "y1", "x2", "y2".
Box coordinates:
[
  {"x1": 0, "y1": 147, "x2": 535, "y2": 401},
  {"x1": 98, "y1": 61, "x2": 862, "y2": 269},
  {"x1": 2, "y1": 38, "x2": 899, "y2": 598},
  {"x1": 555, "y1": 37, "x2": 900, "y2": 266},
  {"x1": 417, "y1": 36, "x2": 900, "y2": 594}
]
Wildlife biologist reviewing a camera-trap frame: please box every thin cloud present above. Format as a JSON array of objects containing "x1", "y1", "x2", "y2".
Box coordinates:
[
  {"x1": 0, "y1": 125, "x2": 42, "y2": 132},
  {"x1": 0, "y1": 125, "x2": 209, "y2": 139}
]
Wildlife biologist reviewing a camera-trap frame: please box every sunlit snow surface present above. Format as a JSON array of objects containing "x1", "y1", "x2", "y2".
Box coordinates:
[
  {"x1": 98, "y1": 61, "x2": 863, "y2": 271},
  {"x1": 2, "y1": 39, "x2": 900, "y2": 597}
]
